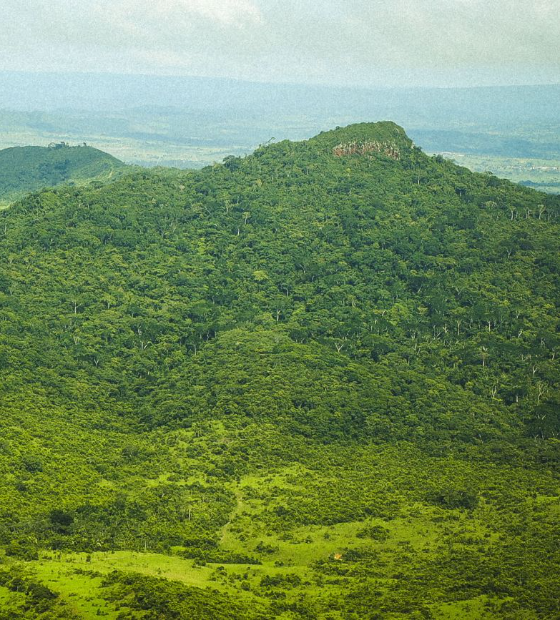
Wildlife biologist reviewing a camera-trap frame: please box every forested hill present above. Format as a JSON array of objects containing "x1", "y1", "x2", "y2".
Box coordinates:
[
  {"x1": 3, "y1": 121, "x2": 557, "y2": 435},
  {"x1": 0, "y1": 122, "x2": 559, "y2": 618},
  {"x1": 0, "y1": 143, "x2": 127, "y2": 205}
]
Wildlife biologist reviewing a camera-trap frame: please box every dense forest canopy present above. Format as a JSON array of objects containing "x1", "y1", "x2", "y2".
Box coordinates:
[{"x1": 0, "y1": 122, "x2": 558, "y2": 618}]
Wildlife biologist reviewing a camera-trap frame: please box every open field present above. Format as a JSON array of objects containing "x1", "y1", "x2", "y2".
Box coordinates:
[
  {"x1": 439, "y1": 153, "x2": 560, "y2": 194},
  {"x1": 1, "y1": 455, "x2": 558, "y2": 618}
]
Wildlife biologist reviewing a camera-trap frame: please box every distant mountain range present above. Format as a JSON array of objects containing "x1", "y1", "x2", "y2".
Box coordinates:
[{"x1": 0, "y1": 72, "x2": 559, "y2": 125}]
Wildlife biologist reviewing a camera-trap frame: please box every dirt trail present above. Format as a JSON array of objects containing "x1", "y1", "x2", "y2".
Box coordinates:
[{"x1": 219, "y1": 485, "x2": 244, "y2": 545}]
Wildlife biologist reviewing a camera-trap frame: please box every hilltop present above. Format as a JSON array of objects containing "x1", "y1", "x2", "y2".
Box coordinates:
[
  {"x1": 0, "y1": 123, "x2": 558, "y2": 618},
  {"x1": 0, "y1": 143, "x2": 127, "y2": 206},
  {"x1": 1, "y1": 74, "x2": 559, "y2": 182}
]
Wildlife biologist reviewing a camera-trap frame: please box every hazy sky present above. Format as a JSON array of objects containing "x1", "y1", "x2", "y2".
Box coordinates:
[{"x1": 2, "y1": 0, "x2": 559, "y2": 87}]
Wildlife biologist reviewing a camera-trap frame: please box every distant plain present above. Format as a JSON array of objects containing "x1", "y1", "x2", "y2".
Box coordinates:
[{"x1": 1, "y1": 74, "x2": 558, "y2": 192}]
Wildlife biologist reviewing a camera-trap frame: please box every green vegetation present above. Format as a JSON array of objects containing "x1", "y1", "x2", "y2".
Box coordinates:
[
  {"x1": 0, "y1": 143, "x2": 128, "y2": 206},
  {"x1": 0, "y1": 122, "x2": 558, "y2": 618}
]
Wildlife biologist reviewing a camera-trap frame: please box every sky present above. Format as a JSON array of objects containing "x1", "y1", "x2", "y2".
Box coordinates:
[{"x1": 1, "y1": 0, "x2": 559, "y2": 88}]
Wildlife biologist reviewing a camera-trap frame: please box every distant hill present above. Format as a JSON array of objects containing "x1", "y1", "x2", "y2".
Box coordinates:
[
  {"x1": 1, "y1": 73, "x2": 559, "y2": 175},
  {"x1": 0, "y1": 143, "x2": 127, "y2": 205}
]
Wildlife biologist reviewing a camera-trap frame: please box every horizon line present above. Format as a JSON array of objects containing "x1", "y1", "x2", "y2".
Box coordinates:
[{"x1": 1, "y1": 69, "x2": 559, "y2": 93}]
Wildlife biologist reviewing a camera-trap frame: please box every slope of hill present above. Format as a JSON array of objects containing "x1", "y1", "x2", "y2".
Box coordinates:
[
  {"x1": 0, "y1": 143, "x2": 127, "y2": 206},
  {"x1": 0, "y1": 122, "x2": 558, "y2": 618}
]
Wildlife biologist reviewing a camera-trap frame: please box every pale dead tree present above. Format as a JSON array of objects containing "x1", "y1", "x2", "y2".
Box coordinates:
[{"x1": 536, "y1": 382, "x2": 548, "y2": 404}]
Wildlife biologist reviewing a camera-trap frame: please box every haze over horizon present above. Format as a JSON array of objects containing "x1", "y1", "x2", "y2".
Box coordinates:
[
  {"x1": 2, "y1": 0, "x2": 560, "y2": 89},
  {"x1": 1, "y1": 2, "x2": 559, "y2": 189}
]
